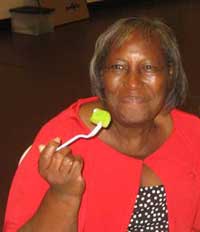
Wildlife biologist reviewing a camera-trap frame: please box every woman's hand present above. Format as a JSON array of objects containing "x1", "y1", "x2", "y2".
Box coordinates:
[
  {"x1": 38, "y1": 137, "x2": 85, "y2": 200},
  {"x1": 18, "y1": 138, "x2": 85, "y2": 231}
]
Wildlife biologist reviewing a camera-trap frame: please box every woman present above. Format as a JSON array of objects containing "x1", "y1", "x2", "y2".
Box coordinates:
[{"x1": 4, "y1": 17, "x2": 200, "y2": 232}]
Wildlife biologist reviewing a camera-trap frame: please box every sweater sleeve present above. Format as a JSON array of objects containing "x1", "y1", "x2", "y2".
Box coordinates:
[
  {"x1": 191, "y1": 116, "x2": 200, "y2": 231},
  {"x1": 173, "y1": 110, "x2": 200, "y2": 231},
  {"x1": 3, "y1": 104, "x2": 82, "y2": 231},
  {"x1": 3, "y1": 129, "x2": 51, "y2": 231},
  {"x1": 192, "y1": 150, "x2": 200, "y2": 231},
  {"x1": 193, "y1": 195, "x2": 200, "y2": 231}
]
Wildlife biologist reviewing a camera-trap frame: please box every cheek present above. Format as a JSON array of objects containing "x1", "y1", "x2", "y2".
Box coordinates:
[
  {"x1": 103, "y1": 75, "x2": 122, "y2": 94},
  {"x1": 157, "y1": 77, "x2": 169, "y2": 97},
  {"x1": 146, "y1": 75, "x2": 168, "y2": 95}
]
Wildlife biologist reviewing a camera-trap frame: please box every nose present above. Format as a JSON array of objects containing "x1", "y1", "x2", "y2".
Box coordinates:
[{"x1": 124, "y1": 70, "x2": 142, "y2": 89}]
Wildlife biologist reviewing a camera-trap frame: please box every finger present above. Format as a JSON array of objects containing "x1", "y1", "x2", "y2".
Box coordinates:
[
  {"x1": 70, "y1": 156, "x2": 84, "y2": 177},
  {"x1": 39, "y1": 144, "x2": 45, "y2": 153},
  {"x1": 39, "y1": 137, "x2": 61, "y2": 171},
  {"x1": 56, "y1": 145, "x2": 72, "y2": 156},
  {"x1": 48, "y1": 151, "x2": 74, "y2": 173},
  {"x1": 49, "y1": 145, "x2": 73, "y2": 172},
  {"x1": 48, "y1": 152, "x2": 65, "y2": 171},
  {"x1": 59, "y1": 154, "x2": 74, "y2": 174}
]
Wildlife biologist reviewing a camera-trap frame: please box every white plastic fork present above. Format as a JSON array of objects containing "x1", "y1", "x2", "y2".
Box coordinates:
[
  {"x1": 56, "y1": 122, "x2": 103, "y2": 151},
  {"x1": 18, "y1": 122, "x2": 103, "y2": 166}
]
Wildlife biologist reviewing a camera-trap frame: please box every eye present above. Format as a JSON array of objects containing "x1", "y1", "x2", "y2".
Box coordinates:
[
  {"x1": 142, "y1": 63, "x2": 159, "y2": 74},
  {"x1": 106, "y1": 63, "x2": 129, "y2": 75},
  {"x1": 111, "y1": 64, "x2": 126, "y2": 70},
  {"x1": 144, "y1": 64, "x2": 153, "y2": 72}
]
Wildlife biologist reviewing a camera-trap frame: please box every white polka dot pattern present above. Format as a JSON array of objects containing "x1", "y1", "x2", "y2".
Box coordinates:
[{"x1": 127, "y1": 185, "x2": 169, "y2": 232}]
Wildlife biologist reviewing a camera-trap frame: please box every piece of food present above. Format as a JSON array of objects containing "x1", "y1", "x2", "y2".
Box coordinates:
[{"x1": 90, "y1": 108, "x2": 111, "y2": 128}]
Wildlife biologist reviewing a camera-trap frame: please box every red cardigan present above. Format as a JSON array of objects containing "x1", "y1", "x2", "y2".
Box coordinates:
[{"x1": 4, "y1": 97, "x2": 200, "y2": 232}]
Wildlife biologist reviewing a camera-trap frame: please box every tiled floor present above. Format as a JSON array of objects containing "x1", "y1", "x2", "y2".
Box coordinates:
[{"x1": 1, "y1": 0, "x2": 200, "y2": 228}]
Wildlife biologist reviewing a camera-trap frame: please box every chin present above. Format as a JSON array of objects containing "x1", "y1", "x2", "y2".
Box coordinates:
[
  {"x1": 114, "y1": 109, "x2": 154, "y2": 126},
  {"x1": 106, "y1": 97, "x2": 162, "y2": 125}
]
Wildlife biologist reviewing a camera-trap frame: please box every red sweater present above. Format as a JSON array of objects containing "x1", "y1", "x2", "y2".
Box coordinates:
[{"x1": 4, "y1": 97, "x2": 200, "y2": 232}]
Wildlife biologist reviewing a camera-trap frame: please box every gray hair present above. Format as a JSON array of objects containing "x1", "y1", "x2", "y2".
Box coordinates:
[{"x1": 89, "y1": 17, "x2": 188, "y2": 109}]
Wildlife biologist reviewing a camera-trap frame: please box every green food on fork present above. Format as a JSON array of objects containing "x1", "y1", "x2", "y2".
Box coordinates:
[
  {"x1": 56, "y1": 108, "x2": 111, "y2": 151},
  {"x1": 90, "y1": 108, "x2": 111, "y2": 128}
]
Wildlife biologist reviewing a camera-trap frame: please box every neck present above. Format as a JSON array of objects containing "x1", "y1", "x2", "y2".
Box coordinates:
[
  {"x1": 112, "y1": 119, "x2": 156, "y2": 139},
  {"x1": 107, "y1": 119, "x2": 158, "y2": 158}
]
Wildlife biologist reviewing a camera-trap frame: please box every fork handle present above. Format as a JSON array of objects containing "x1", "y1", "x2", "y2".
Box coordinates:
[{"x1": 56, "y1": 123, "x2": 102, "y2": 151}]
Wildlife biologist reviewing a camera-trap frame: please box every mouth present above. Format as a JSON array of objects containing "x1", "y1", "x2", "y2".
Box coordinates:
[{"x1": 120, "y1": 96, "x2": 148, "y2": 104}]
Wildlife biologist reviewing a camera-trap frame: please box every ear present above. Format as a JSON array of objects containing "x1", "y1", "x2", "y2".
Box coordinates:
[
  {"x1": 167, "y1": 64, "x2": 174, "y2": 90},
  {"x1": 168, "y1": 63, "x2": 174, "y2": 77}
]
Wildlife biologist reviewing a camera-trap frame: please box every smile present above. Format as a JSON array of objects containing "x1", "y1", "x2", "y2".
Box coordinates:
[{"x1": 121, "y1": 96, "x2": 148, "y2": 104}]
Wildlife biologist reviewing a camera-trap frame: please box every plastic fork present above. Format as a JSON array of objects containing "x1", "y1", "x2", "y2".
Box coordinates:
[{"x1": 56, "y1": 122, "x2": 102, "y2": 151}]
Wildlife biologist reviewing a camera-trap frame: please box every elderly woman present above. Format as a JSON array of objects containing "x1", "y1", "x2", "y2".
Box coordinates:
[{"x1": 4, "y1": 17, "x2": 200, "y2": 232}]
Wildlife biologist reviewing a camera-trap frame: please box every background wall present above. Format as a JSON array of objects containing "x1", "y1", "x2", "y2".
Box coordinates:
[
  {"x1": 0, "y1": 0, "x2": 25, "y2": 19},
  {"x1": 0, "y1": 0, "x2": 98, "y2": 20},
  {"x1": 87, "y1": 0, "x2": 103, "y2": 3},
  {"x1": 87, "y1": 0, "x2": 103, "y2": 2}
]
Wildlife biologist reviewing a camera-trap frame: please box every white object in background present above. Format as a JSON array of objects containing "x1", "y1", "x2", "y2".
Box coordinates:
[{"x1": 18, "y1": 145, "x2": 32, "y2": 166}]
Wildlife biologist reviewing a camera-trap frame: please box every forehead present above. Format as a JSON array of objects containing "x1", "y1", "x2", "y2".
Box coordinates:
[{"x1": 109, "y1": 29, "x2": 165, "y2": 61}]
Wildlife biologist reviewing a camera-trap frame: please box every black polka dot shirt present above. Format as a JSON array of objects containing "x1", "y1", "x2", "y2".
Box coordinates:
[{"x1": 128, "y1": 185, "x2": 169, "y2": 232}]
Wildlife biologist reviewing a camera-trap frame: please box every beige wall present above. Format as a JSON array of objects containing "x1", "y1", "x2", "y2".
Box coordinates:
[
  {"x1": 0, "y1": 0, "x2": 101, "y2": 20},
  {"x1": 0, "y1": 0, "x2": 27, "y2": 19}
]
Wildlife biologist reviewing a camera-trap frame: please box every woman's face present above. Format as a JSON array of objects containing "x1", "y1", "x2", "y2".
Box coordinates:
[{"x1": 103, "y1": 30, "x2": 171, "y2": 126}]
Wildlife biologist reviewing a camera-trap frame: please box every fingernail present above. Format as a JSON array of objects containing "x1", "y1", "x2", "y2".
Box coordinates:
[
  {"x1": 38, "y1": 144, "x2": 45, "y2": 152},
  {"x1": 54, "y1": 137, "x2": 61, "y2": 143}
]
